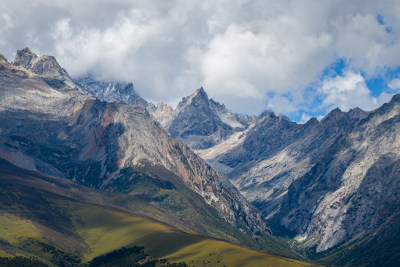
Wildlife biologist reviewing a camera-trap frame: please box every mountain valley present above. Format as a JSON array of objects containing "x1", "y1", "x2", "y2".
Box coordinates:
[
  {"x1": 77, "y1": 68, "x2": 400, "y2": 266},
  {"x1": 0, "y1": 47, "x2": 399, "y2": 266}
]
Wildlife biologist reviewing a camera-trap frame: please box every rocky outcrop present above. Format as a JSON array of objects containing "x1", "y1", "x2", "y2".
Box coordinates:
[
  {"x1": 278, "y1": 96, "x2": 400, "y2": 252},
  {"x1": 13, "y1": 47, "x2": 74, "y2": 85},
  {"x1": 0, "y1": 49, "x2": 268, "y2": 236},
  {"x1": 147, "y1": 102, "x2": 174, "y2": 128},
  {"x1": 203, "y1": 94, "x2": 400, "y2": 256},
  {"x1": 160, "y1": 88, "x2": 248, "y2": 149},
  {"x1": 76, "y1": 77, "x2": 253, "y2": 150},
  {"x1": 75, "y1": 76, "x2": 149, "y2": 108}
]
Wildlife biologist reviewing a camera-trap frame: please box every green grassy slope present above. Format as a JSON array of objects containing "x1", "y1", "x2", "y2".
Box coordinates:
[
  {"x1": 102, "y1": 162, "x2": 298, "y2": 257},
  {"x1": 0, "y1": 159, "x2": 318, "y2": 266}
]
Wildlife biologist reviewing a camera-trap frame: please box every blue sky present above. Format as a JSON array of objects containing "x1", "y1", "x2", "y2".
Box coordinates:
[
  {"x1": 1, "y1": 1, "x2": 400, "y2": 122},
  {"x1": 286, "y1": 59, "x2": 400, "y2": 122},
  {"x1": 265, "y1": 10, "x2": 400, "y2": 123}
]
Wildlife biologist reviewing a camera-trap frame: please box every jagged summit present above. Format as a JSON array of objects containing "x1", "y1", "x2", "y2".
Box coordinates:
[
  {"x1": 159, "y1": 87, "x2": 249, "y2": 149},
  {"x1": 304, "y1": 117, "x2": 319, "y2": 127},
  {"x1": 321, "y1": 107, "x2": 344, "y2": 123},
  {"x1": 196, "y1": 86, "x2": 206, "y2": 95},
  {"x1": 13, "y1": 47, "x2": 38, "y2": 67},
  {"x1": 320, "y1": 106, "x2": 370, "y2": 125},
  {"x1": 13, "y1": 47, "x2": 73, "y2": 83},
  {"x1": 0, "y1": 53, "x2": 7, "y2": 63},
  {"x1": 75, "y1": 76, "x2": 149, "y2": 108},
  {"x1": 179, "y1": 87, "x2": 209, "y2": 108},
  {"x1": 258, "y1": 109, "x2": 275, "y2": 119}
]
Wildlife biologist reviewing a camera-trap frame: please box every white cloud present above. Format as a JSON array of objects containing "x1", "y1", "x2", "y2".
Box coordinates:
[
  {"x1": 388, "y1": 78, "x2": 400, "y2": 90},
  {"x1": 319, "y1": 72, "x2": 392, "y2": 112},
  {"x1": 1, "y1": 0, "x2": 400, "y2": 116},
  {"x1": 300, "y1": 113, "x2": 313, "y2": 124}
]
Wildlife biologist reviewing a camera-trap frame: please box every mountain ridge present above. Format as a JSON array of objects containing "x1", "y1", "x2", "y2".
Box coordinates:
[
  {"x1": 0, "y1": 48, "x2": 269, "y2": 242},
  {"x1": 2, "y1": 47, "x2": 400, "y2": 266},
  {"x1": 79, "y1": 70, "x2": 400, "y2": 265}
]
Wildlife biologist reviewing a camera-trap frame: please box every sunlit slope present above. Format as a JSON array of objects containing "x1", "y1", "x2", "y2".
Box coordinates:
[
  {"x1": 0, "y1": 159, "x2": 317, "y2": 266},
  {"x1": 74, "y1": 204, "x2": 316, "y2": 266}
]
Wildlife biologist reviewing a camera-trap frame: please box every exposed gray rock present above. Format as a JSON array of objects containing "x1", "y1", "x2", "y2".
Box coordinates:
[
  {"x1": 75, "y1": 76, "x2": 149, "y2": 108},
  {"x1": 13, "y1": 47, "x2": 73, "y2": 84},
  {"x1": 147, "y1": 102, "x2": 174, "y2": 128},
  {"x1": 202, "y1": 93, "x2": 400, "y2": 255},
  {"x1": 76, "y1": 78, "x2": 254, "y2": 150},
  {"x1": 0, "y1": 48, "x2": 267, "y2": 236},
  {"x1": 279, "y1": 97, "x2": 400, "y2": 252},
  {"x1": 162, "y1": 87, "x2": 248, "y2": 149}
]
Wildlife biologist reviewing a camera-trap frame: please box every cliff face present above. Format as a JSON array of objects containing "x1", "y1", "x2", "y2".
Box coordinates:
[
  {"x1": 0, "y1": 48, "x2": 268, "y2": 237},
  {"x1": 201, "y1": 94, "x2": 400, "y2": 256},
  {"x1": 279, "y1": 97, "x2": 400, "y2": 252}
]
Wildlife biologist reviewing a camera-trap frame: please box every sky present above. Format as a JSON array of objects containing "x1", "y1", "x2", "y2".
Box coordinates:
[{"x1": 1, "y1": 0, "x2": 400, "y2": 122}]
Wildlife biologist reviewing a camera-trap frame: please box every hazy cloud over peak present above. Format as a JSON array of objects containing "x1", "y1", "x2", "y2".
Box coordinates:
[{"x1": 1, "y1": 0, "x2": 400, "y2": 120}]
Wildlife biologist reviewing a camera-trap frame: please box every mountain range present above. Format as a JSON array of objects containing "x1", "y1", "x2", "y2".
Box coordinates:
[
  {"x1": 76, "y1": 67, "x2": 400, "y2": 266},
  {"x1": 0, "y1": 48, "x2": 399, "y2": 266}
]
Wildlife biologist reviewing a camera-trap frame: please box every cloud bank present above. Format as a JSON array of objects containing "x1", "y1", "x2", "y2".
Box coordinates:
[{"x1": 1, "y1": 0, "x2": 400, "y2": 120}]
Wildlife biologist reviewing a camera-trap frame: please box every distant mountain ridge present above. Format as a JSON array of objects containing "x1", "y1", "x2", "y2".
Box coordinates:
[
  {"x1": 76, "y1": 78, "x2": 257, "y2": 149},
  {"x1": 75, "y1": 76, "x2": 149, "y2": 108}
]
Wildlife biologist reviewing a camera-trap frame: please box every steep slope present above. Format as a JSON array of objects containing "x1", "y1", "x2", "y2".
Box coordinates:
[
  {"x1": 0, "y1": 159, "x2": 317, "y2": 267},
  {"x1": 75, "y1": 76, "x2": 149, "y2": 107},
  {"x1": 200, "y1": 90, "x2": 400, "y2": 265},
  {"x1": 151, "y1": 88, "x2": 249, "y2": 149},
  {"x1": 277, "y1": 95, "x2": 400, "y2": 255},
  {"x1": 75, "y1": 77, "x2": 250, "y2": 150},
  {"x1": 209, "y1": 109, "x2": 367, "y2": 217},
  {"x1": 0, "y1": 48, "x2": 267, "y2": 242}
]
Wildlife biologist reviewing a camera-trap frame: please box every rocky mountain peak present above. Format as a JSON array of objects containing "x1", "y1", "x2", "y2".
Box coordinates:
[
  {"x1": 245, "y1": 114, "x2": 258, "y2": 124},
  {"x1": 194, "y1": 86, "x2": 207, "y2": 97},
  {"x1": 180, "y1": 87, "x2": 209, "y2": 108},
  {"x1": 14, "y1": 47, "x2": 36, "y2": 65},
  {"x1": 13, "y1": 47, "x2": 72, "y2": 82},
  {"x1": 258, "y1": 109, "x2": 275, "y2": 119},
  {"x1": 0, "y1": 53, "x2": 8, "y2": 63},
  {"x1": 303, "y1": 117, "x2": 319, "y2": 127},
  {"x1": 161, "y1": 87, "x2": 249, "y2": 149},
  {"x1": 13, "y1": 47, "x2": 38, "y2": 68},
  {"x1": 388, "y1": 92, "x2": 400, "y2": 105},
  {"x1": 321, "y1": 107, "x2": 344, "y2": 123},
  {"x1": 148, "y1": 102, "x2": 175, "y2": 128},
  {"x1": 76, "y1": 76, "x2": 148, "y2": 108},
  {"x1": 348, "y1": 107, "x2": 368, "y2": 119}
]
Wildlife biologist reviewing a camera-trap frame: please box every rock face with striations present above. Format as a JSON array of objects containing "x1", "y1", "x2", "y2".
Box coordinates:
[
  {"x1": 277, "y1": 98, "x2": 400, "y2": 253},
  {"x1": 0, "y1": 48, "x2": 268, "y2": 238},
  {"x1": 202, "y1": 93, "x2": 400, "y2": 263}
]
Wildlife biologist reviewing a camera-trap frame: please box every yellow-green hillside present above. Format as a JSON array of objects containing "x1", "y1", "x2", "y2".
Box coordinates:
[
  {"x1": 0, "y1": 159, "x2": 318, "y2": 266},
  {"x1": 73, "y1": 203, "x2": 317, "y2": 266},
  {"x1": 0, "y1": 201, "x2": 317, "y2": 267}
]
